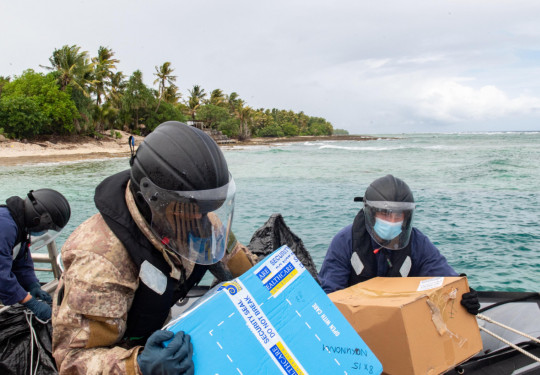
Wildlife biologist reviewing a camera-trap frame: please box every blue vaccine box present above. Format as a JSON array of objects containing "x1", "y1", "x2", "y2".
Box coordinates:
[{"x1": 164, "y1": 245, "x2": 382, "y2": 375}]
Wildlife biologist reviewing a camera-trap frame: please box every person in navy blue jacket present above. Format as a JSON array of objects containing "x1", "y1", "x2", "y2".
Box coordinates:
[
  {"x1": 319, "y1": 175, "x2": 480, "y2": 315},
  {"x1": 0, "y1": 189, "x2": 70, "y2": 321}
]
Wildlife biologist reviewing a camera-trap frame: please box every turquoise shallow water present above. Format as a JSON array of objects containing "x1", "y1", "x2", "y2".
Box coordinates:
[{"x1": 1, "y1": 132, "x2": 539, "y2": 292}]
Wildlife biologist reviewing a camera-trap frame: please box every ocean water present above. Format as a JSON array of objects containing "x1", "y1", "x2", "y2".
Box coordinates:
[{"x1": 1, "y1": 132, "x2": 539, "y2": 292}]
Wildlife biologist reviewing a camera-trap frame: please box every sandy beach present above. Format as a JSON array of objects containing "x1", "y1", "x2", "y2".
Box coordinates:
[
  {"x1": 0, "y1": 132, "x2": 378, "y2": 166},
  {"x1": 0, "y1": 131, "x2": 143, "y2": 166}
]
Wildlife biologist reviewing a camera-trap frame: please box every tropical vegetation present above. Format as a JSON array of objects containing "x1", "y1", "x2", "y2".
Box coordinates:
[{"x1": 0, "y1": 44, "x2": 335, "y2": 140}]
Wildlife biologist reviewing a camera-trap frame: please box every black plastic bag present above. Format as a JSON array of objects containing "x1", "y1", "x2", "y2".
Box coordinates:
[
  {"x1": 248, "y1": 213, "x2": 320, "y2": 283},
  {"x1": 0, "y1": 304, "x2": 57, "y2": 375}
]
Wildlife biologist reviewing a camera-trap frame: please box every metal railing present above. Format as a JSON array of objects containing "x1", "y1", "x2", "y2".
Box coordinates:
[{"x1": 31, "y1": 241, "x2": 62, "y2": 280}]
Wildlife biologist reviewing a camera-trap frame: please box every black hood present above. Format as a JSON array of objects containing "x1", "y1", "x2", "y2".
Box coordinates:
[{"x1": 5, "y1": 196, "x2": 28, "y2": 245}]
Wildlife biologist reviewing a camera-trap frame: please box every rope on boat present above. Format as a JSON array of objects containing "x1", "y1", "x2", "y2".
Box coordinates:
[
  {"x1": 478, "y1": 326, "x2": 540, "y2": 363},
  {"x1": 477, "y1": 313, "x2": 540, "y2": 345},
  {"x1": 24, "y1": 310, "x2": 41, "y2": 375},
  {"x1": 477, "y1": 314, "x2": 540, "y2": 364}
]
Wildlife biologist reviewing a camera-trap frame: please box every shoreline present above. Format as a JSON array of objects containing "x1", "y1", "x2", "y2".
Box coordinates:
[{"x1": 0, "y1": 133, "x2": 380, "y2": 166}]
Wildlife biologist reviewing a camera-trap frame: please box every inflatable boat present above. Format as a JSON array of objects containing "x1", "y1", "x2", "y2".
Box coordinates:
[{"x1": 1, "y1": 214, "x2": 538, "y2": 374}]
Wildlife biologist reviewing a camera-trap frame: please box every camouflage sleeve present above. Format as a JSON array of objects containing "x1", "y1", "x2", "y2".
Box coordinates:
[
  {"x1": 222, "y1": 231, "x2": 259, "y2": 277},
  {"x1": 52, "y1": 214, "x2": 142, "y2": 375}
]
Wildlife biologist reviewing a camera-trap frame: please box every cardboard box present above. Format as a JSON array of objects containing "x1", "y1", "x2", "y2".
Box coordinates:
[
  {"x1": 329, "y1": 277, "x2": 483, "y2": 375},
  {"x1": 165, "y1": 245, "x2": 383, "y2": 375}
]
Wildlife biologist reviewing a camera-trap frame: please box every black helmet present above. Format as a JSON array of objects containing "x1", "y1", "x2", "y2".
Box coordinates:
[
  {"x1": 362, "y1": 175, "x2": 415, "y2": 250},
  {"x1": 130, "y1": 121, "x2": 236, "y2": 265},
  {"x1": 131, "y1": 121, "x2": 230, "y2": 193},
  {"x1": 24, "y1": 188, "x2": 71, "y2": 232}
]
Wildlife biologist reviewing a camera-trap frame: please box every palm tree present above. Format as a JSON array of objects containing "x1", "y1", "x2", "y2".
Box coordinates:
[
  {"x1": 208, "y1": 89, "x2": 225, "y2": 106},
  {"x1": 163, "y1": 84, "x2": 180, "y2": 104},
  {"x1": 92, "y1": 46, "x2": 119, "y2": 106},
  {"x1": 237, "y1": 104, "x2": 253, "y2": 140},
  {"x1": 44, "y1": 45, "x2": 94, "y2": 94},
  {"x1": 107, "y1": 71, "x2": 126, "y2": 105},
  {"x1": 226, "y1": 92, "x2": 241, "y2": 116},
  {"x1": 153, "y1": 62, "x2": 177, "y2": 112},
  {"x1": 227, "y1": 93, "x2": 252, "y2": 140},
  {"x1": 187, "y1": 85, "x2": 206, "y2": 120}
]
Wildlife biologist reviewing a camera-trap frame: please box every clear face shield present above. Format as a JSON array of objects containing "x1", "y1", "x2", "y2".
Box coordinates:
[
  {"x1": 140, "y1": 176, "x2": 236, "y2": 265},
  {"x1": 363, "y1": 200, "x2": 415, "y2": 250},
  {"x1": 30, "y1": 230, "x2": 63, "y2": 250}
]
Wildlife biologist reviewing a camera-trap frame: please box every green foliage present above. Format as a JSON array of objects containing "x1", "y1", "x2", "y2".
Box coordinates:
[
  {"x1": 0, "y1": 69, "x2": 78, "y2": 138},
  {"x1": 1, "y1": 45, "x2": 337, "y2": 140},
  {"x1": 0, "y1": 75, "x2": 10, "y2": 96},
  {"x1": 257, "y1": 123, "x2": 285, "y2": 137},
  {"x1": 0, "y1": 96, "x2": 48, "y2": 138},
  {"x1": 186, "y1": 85, "x2": 206, "y2": 120},
  {"x1": 145, "y1": 101, "x2": 186, "y2": 132},
  {"x1": 110, "y1": 129, "x2": 122, "y2": 139},
  {"x1": 46, "y1": 45, "x2": 93, "y2": 94},
  {"x1": 218, "y1": 118, "x2": 240, "y2": 138},
  {"x1": 333, "y1": 128, "x2": 349, "y2": 135},
  {"x1": 120, "y1": 70, "x2": 156, "y2": 132},
  {"x1": 197, "y1": 104, "x2": 229, "y2": 129},
  {"x1": 307, "y1": 117, "x2": 333, "y2": 136},
  {"x1": 282, "y1": 122, "x2": 299, "y2": 137}
]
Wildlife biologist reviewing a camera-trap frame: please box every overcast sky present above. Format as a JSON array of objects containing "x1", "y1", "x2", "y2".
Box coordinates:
[{"x1": 2, "y1": 1, "x2": 540, "y2": 134}]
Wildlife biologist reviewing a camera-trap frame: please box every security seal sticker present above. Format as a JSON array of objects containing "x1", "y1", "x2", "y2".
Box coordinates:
[
  {"x1": 225, "y1": 279, "x2": 307, "y2": 375},
  {"x1": 254, "y1": 246, "x2": 305, "y2": 298}
]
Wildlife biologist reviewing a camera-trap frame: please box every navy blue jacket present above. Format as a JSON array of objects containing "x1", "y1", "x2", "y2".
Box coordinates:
[
  {"x1": 319, "y1": 224, "x2": 458, "y2": 294},
  {"x1": 0, "y1": 206, "x2": 39, "y2": 305}
]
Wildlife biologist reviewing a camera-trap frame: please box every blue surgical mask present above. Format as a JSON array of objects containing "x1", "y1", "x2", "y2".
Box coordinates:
[
  {"x1": 373, "y1": 218, "x2": 403, "y2": 240},
  {"x1": 30, "y1": 230, "x2": 47, "y2": 237},
  {"x1": 188, "y1": 230, "x2": 226, "y2": 264}
]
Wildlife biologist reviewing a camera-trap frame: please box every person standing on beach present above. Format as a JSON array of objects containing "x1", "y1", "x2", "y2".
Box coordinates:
[
  {"x1": 52, "y1": 121, "x2": 257, "y2": 375},
  {"x1": 319, "y1": 174, "x2": 480, "y2": 315},
  {"x1": 0, "y1": 189, "x2": 71, "y2": 321}
]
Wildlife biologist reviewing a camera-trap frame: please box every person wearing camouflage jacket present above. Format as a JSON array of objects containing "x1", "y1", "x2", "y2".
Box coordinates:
[{"x1": 52, "y1": 122, "x2": 257, "y2": 374}]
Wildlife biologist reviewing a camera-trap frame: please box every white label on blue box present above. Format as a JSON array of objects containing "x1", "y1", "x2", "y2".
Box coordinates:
[{"x1": 221, "y1": 279, "x2": 307, "y2": 374}]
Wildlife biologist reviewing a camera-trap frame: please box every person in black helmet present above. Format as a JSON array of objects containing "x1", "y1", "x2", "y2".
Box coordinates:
[
  {"x1": 52, "y1": 121, "x2": 258, "y2": 375},
  {"x1": 319, "y1": 175, "x2": 480, "y2": 315},
  {"x1": 0, "y1": 189, "x2": 71, "y2": 322}
]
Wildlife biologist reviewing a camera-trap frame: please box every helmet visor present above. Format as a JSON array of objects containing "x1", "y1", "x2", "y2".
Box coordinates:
[
  {"x1": 30, "y1": 230, "x2": 63, "y2": 251},
  {"x1": 364, "y1": 200, "x2": 415, "y2": 250},
  {"x1": 140, "y1": 176, "x2": 236, "y2": 265}
]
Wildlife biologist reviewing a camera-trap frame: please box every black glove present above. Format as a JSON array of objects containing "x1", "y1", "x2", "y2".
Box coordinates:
[
  {"x1": 22, "y1": 296, "x2": 52, "y2": 321},
  {"x1": 137, "y1": 330, "x2": 194, "y2": 375},
  {"x1": 461, "y1": 288, "x2": 480, "y2": 315},
  {"x1": 28, "y1": 282, "x2": 52, "y2": 303}
]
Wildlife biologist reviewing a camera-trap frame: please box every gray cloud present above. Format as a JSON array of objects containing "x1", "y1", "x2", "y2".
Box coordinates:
[{"x1": 2, "y1": 0, "x2": 540, "y2": 133}]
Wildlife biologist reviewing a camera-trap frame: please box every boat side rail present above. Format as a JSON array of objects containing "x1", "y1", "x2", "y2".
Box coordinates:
[{"x1": 31, "y1": 240, "x2": 62, "y2": 280}]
